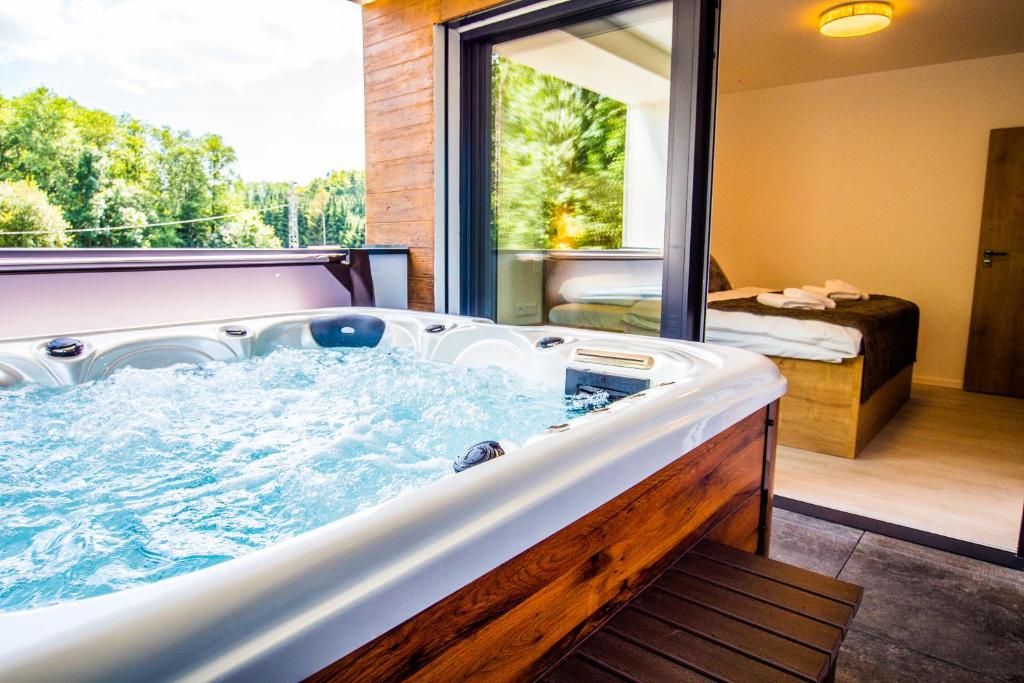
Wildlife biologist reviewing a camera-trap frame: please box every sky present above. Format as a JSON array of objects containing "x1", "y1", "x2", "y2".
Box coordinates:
[{"x1": 0, "y1": 0, "x2": 366, "y2": 183}]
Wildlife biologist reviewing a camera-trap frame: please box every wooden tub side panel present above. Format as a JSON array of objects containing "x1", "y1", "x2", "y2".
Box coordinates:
[
  {"x1": 704, "y1": 491, "x2": 762, "y2": 553},
  {"x1": 308, "y1": 406, "x2": 772, "y2": 683}
]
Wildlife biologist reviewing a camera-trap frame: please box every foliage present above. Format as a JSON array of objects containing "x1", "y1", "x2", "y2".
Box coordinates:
[
  {"x1": 0, "y1": 88, "x2": 365, "y2": 248},
  {"x1": 83, "y1": 179, "x2": 149, "y2": 247},
  {"x1": 0, "y1": 179, "x2": 70, "y2": 247},
  {"x1": 214, "y1": 210, "x2": 282, "y2": 248},
  {"x1": 491, "y1": 57, "x2": 627, "y2": 250},
  {"x1": 245, "y1": 170, "x2": 365, "y2": 248}
]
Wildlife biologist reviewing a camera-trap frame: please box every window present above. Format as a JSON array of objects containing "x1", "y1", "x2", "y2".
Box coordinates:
[
  {"x1": 491, "y1": 5, "x2": 673, "y2": 255},
  {"x1": 0, "y1": 1, "x2": 366, "y2": 249},
  {"x1": 489, "y1": 5, "x2": 672, "y2": 331},
  {"x1": 452, "y1": 0, "x2": 718, "y2": 339}
]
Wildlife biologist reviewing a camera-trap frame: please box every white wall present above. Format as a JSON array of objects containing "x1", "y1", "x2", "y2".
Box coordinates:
[
  {"x1": 710, "y1": 52, "x2": 1024, "y2": 387},
  {"x1": 623, "y1": 102, "x2": 670, "y2": 249}
]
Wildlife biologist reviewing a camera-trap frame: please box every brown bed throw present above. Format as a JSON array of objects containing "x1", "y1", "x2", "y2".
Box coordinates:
[{"x1": 708, "y1": 294, "x2": 919, "y2": 402}]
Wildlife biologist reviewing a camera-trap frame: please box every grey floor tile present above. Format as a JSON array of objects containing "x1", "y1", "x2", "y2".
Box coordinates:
[
  {"x1": 859, "y1": 533, "x2": 1024, "y2": 588},
  {"x1": 773, "y1": 507, "x2": 864, "y2": 541},
  {"x1": 770, "y1": 517, "x2": 861, "y2": 577},
  {"x1": 836, "y1": 628, "x2": 1000, "y2": 683},
  {"x1": 838, "y1": 540, "x2": 1024, "y2": 680}
]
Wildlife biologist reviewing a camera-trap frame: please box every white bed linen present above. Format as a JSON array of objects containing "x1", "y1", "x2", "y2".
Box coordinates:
[
  {"x1": 704, "y1": 329, "x2": 859, "y2": 363},
  {"x1": 551, "y1": 281, "x2": 864, "y2": 362},
  {"x1": 558, "y1": 274, "x2": 661, "y2": 307},
  {"x1": 625, "y1": 288, "x2": 863, "y2": 363}
]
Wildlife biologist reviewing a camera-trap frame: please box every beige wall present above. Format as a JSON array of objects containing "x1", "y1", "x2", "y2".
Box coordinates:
[{"x1": 710, "y1": 52, "x2": 1024, "y2": 387}]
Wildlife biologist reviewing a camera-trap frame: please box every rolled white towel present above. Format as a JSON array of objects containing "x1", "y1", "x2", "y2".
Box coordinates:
[
  {"x1": 802, "y1": 285, "x2": 851, "y2": 300},
  {"x1": 784, "y1": 287, "x2": 836, "y2": 309},
  {"x1": 803, "y1": 283, "x2": 869, "y2": 301},
  {"x1": 825, "y1": 279, "x2": 869, "y2": 300},
  {"x1": 756, "y1": 292, "x2": 826, "y2": 310}
]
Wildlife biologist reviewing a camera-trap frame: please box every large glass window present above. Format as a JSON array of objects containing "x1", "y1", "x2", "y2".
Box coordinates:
[
  {"x1": 480, "y1": 2, "x2": 675, "y2": 334},
  {"x1": 0, "y1": 1, "x2": 366, "y2": 249}
]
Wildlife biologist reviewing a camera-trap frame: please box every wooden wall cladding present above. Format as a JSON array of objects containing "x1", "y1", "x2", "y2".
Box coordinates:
[
  {"x1": 361, "y1": 0, "x2": 512, "y2": 311},
  {"x1": 362, "y1": 0, "x2": 437, "y2": 312},
  {"x1": 308, "y1": 406, "x2": 772, "y2": 682},
  {"x1": 439, "y1": 0, "x2": 510, "y2": 20}
]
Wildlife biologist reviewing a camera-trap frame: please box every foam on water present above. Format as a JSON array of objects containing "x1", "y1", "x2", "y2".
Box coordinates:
[{"x1": 0, "y1": 346, "x2": 605, "y2": 612}]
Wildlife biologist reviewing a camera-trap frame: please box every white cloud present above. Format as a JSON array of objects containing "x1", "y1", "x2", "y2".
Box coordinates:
[
  {"x1": 323, "y1": 87, "x2": 365, "y2": 128},
  {"x1": 105, "y1": 76, "x2": 146, "y2": 95},
  {"x1": 321, "y1": 87, "x2": 366, "y2": 170},
  {"x1": 0, "y1": 0, "x2": 363, "y2": 90}
]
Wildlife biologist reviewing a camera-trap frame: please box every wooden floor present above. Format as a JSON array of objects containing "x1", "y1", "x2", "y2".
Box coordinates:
[{"x1": 775, "y1": 384, "x2": 1024, "y2": 551}]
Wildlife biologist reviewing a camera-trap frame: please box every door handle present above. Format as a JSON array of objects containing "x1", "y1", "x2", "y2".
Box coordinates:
[{"x1": 982, "y1": 249, "x2": 1009, "y2": 268}]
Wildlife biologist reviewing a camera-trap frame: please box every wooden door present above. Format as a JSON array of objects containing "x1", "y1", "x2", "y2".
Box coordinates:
[{"x1": 964, "y1": 127, "x2": 1024, "y2": 397}]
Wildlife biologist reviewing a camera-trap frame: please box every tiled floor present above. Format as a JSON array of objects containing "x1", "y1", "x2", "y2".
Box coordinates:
[{"x1": 772, "y1": 508, "x2": 1024, "y2": 682}]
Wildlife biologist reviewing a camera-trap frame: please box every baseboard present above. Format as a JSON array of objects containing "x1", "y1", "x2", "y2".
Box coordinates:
[
  {"x1": 774, "y1": 496, "x2": 1023, "y2": 570},
  {"x1": 911, "y1": 374, "x2": 963, "y2": 389}
]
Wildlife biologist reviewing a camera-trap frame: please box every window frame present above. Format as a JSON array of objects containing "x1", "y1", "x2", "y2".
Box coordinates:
[{"x1": 448, "y1": 0, "x2": 719, "y2": 339}]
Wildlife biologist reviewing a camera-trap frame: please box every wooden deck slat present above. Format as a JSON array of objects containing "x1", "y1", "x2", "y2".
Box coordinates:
[
  {"x1": 693, "y1": 540, "x2": 863, "y2": 606},
  {"x1": 577, "y1": 631, "x2": 714, "y2": 683},
  {"x1": 631, "y1": 589, "x2": 830, "y2": 681},
  {"x1": 604, "y1": 608, "x2": 803, "y2": 683},
  {"x1": 546, "y1": 513, "x2": 862, "y2": 683},
  {"x1": 672, "y1": 554, "x2": 855, "y2": 630},
  {"x1": 654, "y1": 571, "x2": 844, "y2": 659},
  {"x1": 544, "y1": 655, "x2": 629, "y2": 683}
]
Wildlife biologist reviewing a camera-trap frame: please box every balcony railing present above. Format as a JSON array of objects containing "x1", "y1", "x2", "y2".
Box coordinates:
[{"x1": 0, "y1": 247, "x2": 409, "y2": 341}]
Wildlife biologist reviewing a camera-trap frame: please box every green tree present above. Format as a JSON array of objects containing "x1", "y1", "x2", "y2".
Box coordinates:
[
  {"x1": 82, "y1": 179, "x2": 151, "y2": 247},
  {"x1": 492, "y1": 58, "x2": 627, "y2": 250},
  {"x1": 0, "y1": 87, "x2": 366, "y2": 248},
  {"x1": 215, "y1": 210, "x2": 282, "y2": 248},
  {"x1": 0, "y1": 89, "x2": 81, "y2": 211},
  {"x1": 244, "y1": 171, "x2": 366, "y2": 248},
  {"x1": 0, "y1": 179, "x2": 70, "y2": 247}
]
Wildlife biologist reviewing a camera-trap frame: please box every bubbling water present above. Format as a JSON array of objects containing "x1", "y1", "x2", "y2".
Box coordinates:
[{"x1": 0, "y1": 346, "x2": 605, "y2": 611}]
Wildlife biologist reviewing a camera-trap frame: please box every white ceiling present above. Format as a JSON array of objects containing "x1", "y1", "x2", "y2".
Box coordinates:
[
  {"x1": 496, "y1": 29, "x2": 670, "y2": 103},
  {"x1": 719, "y1": 0, "x2": 1024, "y2": 93},
  {"x1": 496, "y1": 3, "x2": 673, "y2": 104},
  {"x1": 495, "y1": 0, "x2": 1024, "y2": 100}
]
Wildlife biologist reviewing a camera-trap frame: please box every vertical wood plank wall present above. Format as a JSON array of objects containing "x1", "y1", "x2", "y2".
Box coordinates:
[{"x1": 362, "y1": 0, "x2": 509, "y2": 311}]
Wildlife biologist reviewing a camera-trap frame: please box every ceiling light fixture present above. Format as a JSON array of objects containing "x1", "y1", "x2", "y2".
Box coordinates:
[{"x1": 819, "y1": 2, "x2": 893, "y2": 38}]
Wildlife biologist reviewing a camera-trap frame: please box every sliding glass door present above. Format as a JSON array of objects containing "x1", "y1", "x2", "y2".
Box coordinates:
[{"x1": 454, "y1": 0, "x2": 718, "y2": 339}]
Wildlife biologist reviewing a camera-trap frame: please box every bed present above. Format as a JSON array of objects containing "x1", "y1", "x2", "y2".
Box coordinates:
[{"x1": 546, "y1": 265, "x2": 919, "y2": 458}]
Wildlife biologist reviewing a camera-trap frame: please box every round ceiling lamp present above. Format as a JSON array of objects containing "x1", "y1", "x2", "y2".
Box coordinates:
[{"x1": 819, "y1": 2, "x2": 893, "y2": 38}]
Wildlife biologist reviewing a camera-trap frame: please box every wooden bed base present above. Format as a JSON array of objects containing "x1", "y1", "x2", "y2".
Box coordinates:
[
  {"x1": 770, "y1": 356, "x2": 912, "y2": 459},
  {"x1": 307, "y1": 403, "x2": 779, "y2": 683}
]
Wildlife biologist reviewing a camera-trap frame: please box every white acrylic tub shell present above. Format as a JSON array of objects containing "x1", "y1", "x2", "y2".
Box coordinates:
[{"x1": 0, "y1": 308, "x2": 785, "y2": 682}]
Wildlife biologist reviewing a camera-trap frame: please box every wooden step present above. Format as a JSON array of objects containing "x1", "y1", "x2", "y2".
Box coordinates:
[{"x1": 544, "y1": 540, "x2": 864, "y2": 683}]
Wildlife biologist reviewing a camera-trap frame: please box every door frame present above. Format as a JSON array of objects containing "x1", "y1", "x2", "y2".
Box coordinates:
[{"x1": 439, "y1": 0, "x2": 720, "y2": 339}]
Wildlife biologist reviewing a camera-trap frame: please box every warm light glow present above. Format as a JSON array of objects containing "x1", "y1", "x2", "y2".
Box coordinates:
[{"x1": 819, "y1": 2, "x2": 893, "y2": 38}]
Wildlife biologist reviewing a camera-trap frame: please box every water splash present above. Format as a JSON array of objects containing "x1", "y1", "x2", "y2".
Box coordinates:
[{"x1": 0, "y1": 346, "x2": 605, "y2": 611}]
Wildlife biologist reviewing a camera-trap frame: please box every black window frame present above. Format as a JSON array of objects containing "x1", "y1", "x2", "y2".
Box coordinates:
[{"x1": 454, "y1": 0, "x2": 719, "y2": 339}]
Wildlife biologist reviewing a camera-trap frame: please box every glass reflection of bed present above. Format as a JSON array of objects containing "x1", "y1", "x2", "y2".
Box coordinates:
[{"x1": 544, "y1": 252, "x2": 918, "y2": 458}]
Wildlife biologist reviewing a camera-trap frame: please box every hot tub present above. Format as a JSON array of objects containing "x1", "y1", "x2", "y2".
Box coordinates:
[{"x1": 0, "y1": 308, "x2": 784, "y2": 682}]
